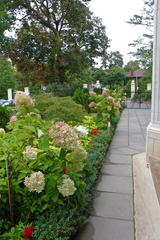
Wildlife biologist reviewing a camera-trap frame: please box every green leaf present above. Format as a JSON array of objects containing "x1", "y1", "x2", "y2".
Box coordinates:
[{"x1": 39, "y1": 136, "x2": 49, "y2": 151}]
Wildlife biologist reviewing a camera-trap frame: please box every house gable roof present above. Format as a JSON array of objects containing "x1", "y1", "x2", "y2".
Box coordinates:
[{"x1": 126, "y1": 69, "x2": 145, "y2": 78}]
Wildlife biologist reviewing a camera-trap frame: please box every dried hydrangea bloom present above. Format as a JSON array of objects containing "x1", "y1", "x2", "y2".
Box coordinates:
[
  {"x1": 14, "y1": 91, "x2": 34, "y2": 109},
  {"x1": 23, "y1": 145, "x2": 37, "y2": 160},
  {"x1": 75, "y1": 125, "x2": 88, "y2": 137},
  {"x1": 101, "y1": 88, "x2": 109, "y2": 96},
  {"x1": 9, "y1": 115, "x2": 16, "y2": 123},
  {"x1": 24, "y1": 171, "x2": 45, "y2": 193},
  {"x1": 48, "y1": 121, "x2": 79, "y2": 150},
  {"x1": 58, "y1": 174, "x2": 76, "y2": 197},
  {"x1": 114, "y1": 101, "x2": 121, "y2": 112},
  {"x1": 89, "y1": 91, "x2": 97, "y2": 96}
]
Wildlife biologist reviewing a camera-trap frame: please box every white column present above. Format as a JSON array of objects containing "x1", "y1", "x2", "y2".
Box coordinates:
[
  {"x1": 147, "y1": 83, "x2": 152, "y2": 91},
  {"x1": 7, "y1": 88, "x2": 12, "y2": 101},
  {"x1": 146, "y1": 0, "x2": 160, "y2": 200},
  {"x1": 24, "y1": 87, "x2": 30, "y2": 96},
  {"x1": 131, "y1": 80, "x2": 135, "y2": 99}
]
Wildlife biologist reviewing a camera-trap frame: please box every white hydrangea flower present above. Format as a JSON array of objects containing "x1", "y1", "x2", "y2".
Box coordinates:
[
  {"x1": 0, "y1": 128, "x2": 5, "y2": 137},
  {"x1": 0, "y1": 128, "x2": 5, "y2": 133},
  {"x1": 58, "y1": 174, "x2": 77, "y2": 197},
  {"x1": 23, "y1": 145, "x2": 37, "y2": 160},
  {"x1": 37, "y1": 128, "x2": 44, "y2": 138},
  {"x1": 24, "y1": 171, "x2": 45, "y2": 193},
  {"x1": 75, "y1": 125, "x2": 88, "y2": 136}
]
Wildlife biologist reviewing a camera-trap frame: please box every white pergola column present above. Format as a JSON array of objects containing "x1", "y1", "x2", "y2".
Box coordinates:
[
  {"x1": 146, "y1": 0, "x2": 160, "y2": 200},
  {"x1": 7, "y1": 88, "x2": 12, "y2": 101}
]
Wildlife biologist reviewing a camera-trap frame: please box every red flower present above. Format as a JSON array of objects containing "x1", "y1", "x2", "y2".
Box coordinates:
[
  {"x1": 23, "y1": 226, "x2": 35, "y2": 239},
  {"x1": 91, "y1": 129, "x2": 99, "y2": 135}
]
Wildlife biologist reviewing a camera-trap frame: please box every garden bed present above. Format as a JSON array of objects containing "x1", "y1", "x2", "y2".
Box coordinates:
[{"x1": 0, "y1": 90, "x2": 122, "y2": 239}]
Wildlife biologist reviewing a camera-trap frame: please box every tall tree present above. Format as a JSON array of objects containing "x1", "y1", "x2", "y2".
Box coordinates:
[
  {"x1": 0, "y1": 58, "x2": 20, "y2": 98},
  {"x1": 108, "y1": 51, "x2": 123, "y2": 68},
  {"x1": 129, "y1": 0, "x2": 154, "y2": 29},
  {"x1": 128, "y1": 0, "x2": 154, "y2": 69},
  {"x1": 0, "y1": 0, "x2": 109, "y2": 84},
  {"x1": 124, "y1": 60, "x2": 140, "y2": 72},
  {"x1": 105, "y1": 66, "x2": 125, "y2": 87}
]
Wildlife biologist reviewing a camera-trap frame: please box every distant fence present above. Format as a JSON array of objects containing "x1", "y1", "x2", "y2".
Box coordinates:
[{"x1": 125, "y1": 91, "x2": 151, "y2": 109}]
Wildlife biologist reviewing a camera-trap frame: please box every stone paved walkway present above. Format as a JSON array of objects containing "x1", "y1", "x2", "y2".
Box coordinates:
[{"x1": 76, "y1": 109, "x2": 151, "y2": 240}]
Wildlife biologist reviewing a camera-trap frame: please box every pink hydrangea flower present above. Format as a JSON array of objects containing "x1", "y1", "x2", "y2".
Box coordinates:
[
  {"x1": 48, "y1": 121, "x2": 80, "y2": 150},
  {"x1": 107, "y1": 96, "x2": 114, "y2": 101},
  {"x1": 88, "y1": 101, "x2": 95, "y2": 108},
  {"x1": 9, "y1": 115, "x2": 16, "y2": 123},
  {"x1": 23, "y1": 145, "x2": 37, "y2": 160}
]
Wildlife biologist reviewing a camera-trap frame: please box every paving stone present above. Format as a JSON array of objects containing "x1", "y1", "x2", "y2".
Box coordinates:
[
  {"x1": 129, "y1": 134, "x2": 145, "y2": 143},
  {"x1": 92, "y1": 192, "x2": 133, "y2": 220},
  {"x1": 106, "y1": 154, "x2": 132, "y2": 164},
  {"x1": 101, "y1": 164, "x2": 132, "y2": 177},
  {"x1": 129, "y1": 145, "x2": 145, "y2": 152},
  {"x1": 76, "y1": 216, "x2": 134, "y2": 240},
  {"x1": 96, "y1": 175, "x2": 133, "y2": 194},
  {"x1": 109, "y1": 146, "x2": 139, "y2": 155},
  {"x1": 110, "y1": 137, "x2": 128, "y2": 147},
  {"x1": 76, "y1": 109, "x2": 151, "y2": 240}
]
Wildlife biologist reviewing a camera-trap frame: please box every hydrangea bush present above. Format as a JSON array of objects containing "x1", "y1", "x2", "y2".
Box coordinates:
[
  {"x1": 0, "y1": 92, "x2": 87, "y2": 237},
  {"x1": 0, "y1": 90, "x2": 122, "y2": 239},
  {"x1": 88, "y1": 89, "x2": 122, "y2": 128}
]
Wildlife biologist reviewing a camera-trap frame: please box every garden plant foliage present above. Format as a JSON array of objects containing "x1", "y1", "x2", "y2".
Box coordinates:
[{"x1": 0, "y1": 90, "x2": 123, "y2": 239}]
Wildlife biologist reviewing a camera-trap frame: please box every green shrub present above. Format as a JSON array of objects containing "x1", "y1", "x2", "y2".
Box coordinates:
[
  {"x1": 124, "y1": 80, "x2": 131, "y2": 97},
  {"x1": 0, "y1": 59, "x2": 18, "y2": 99},
  {"x1": 141, "y1": 90, "x2": 151, "y2": 101},
  {"x1": 45, "y1": 82, "x2": 79, "y2": 97},
  {"x1": 73, "y1": 89, "x2": 90, "y2": 112},
  {"x1": 0, "y1": 107, "x2": 10, "y2": 129},
  {"x1": 35, "y1": 94, "x2": 87, "y2": 123}
]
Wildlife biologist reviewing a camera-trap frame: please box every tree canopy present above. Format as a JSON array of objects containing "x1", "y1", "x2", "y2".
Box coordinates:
[
  {"x1": 108, "y1": 51, "x2": 123, "y2": 68},
  {"x1": 0, "y1": 58, "x2": 20, "y2": 98},
  {"x1": 0, "y1": 0, "x2": 110, "y2": 85},
  {"x1": 128, "y1": 0, "x2": 153, "y2": 70}
]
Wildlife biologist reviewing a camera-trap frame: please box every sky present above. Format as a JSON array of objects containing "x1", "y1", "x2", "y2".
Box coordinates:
[{"x1": 89, "y1": 0, "x2": 146, "y2": 64}]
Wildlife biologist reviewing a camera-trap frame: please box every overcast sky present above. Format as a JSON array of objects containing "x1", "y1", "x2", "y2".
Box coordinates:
[{"x1": 89, "y1": 0, "x2": 146, "y2": 64}]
